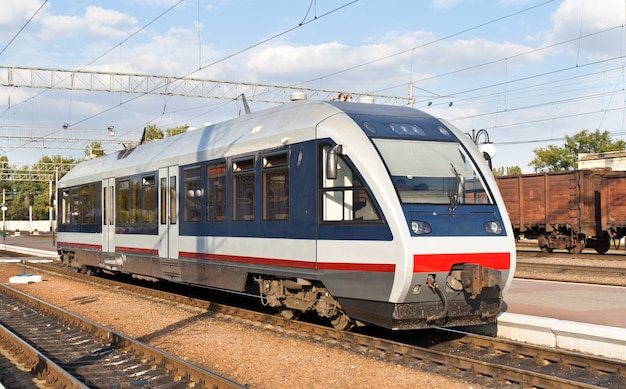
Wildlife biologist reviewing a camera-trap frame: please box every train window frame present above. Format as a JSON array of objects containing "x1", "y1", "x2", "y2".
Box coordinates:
[
  {"x1": 131, "y1": 176, "x2": 140, "y2": 224},
  {"x1": 160, "y1": 177, "x2": 167, "y2": 224},
  {"x1": 319, "y1": 144, "x2": 382, "y2": 224},
  {"x1": 170, "y1": 175, "x2": 177, "y2": 225},
  {"x1": 232, "y1": 157, "x2": 255, "y2": 222},
  {"x1": 116, "y1": 179, "x2": 131, "y2": 225},
  {"x1": 115, "y1": 172, "x2": 158, "y2": 234},
  {"x1": 206, "y1": 161, "x2": 226, "y2": 222},
  {"x1": 60, "y1": 189, "x2": 71, "y2": 225},
  {"x1": 141, "y1": 174, "x2": 157, "y2": 224},
  {"x1": 183, "y1": 166, "x2": 202, "y2": 223},
  {"x1": 262, "y1": 152, "x2": 289, "y2": 222},
  {"x1": 57, "y1": 182, "x2": 102, "y2": 232}
]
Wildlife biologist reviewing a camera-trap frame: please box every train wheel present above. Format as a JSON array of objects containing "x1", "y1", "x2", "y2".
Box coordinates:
[
  {"x1": 567, "y1": 241, "x2": 583, "y2": 254},
  {"x1": 594, "y1": 240, "x2": 610, "y2": 254},
  {"x1": 330, "y1": 313, "x2": 355, "y2": 331},
  {"x1": 280, "y1": 308, "x2": 300, "y2": 320},
  {"x1": 538, "y1": 236, "x2": 553, "y2": 253}
]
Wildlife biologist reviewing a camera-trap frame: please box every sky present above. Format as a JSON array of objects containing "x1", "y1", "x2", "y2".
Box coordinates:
[{"x1": 0, "y1": 0, "x2": 625, "y2": 173}]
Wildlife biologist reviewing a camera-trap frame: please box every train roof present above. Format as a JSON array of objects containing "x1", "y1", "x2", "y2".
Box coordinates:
[{"x1": 59, "y1": 100, "x2": 434, "y2": 187}]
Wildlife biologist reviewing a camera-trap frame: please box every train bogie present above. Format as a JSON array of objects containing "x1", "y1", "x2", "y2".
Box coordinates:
[{"x1": 57, "y1": 99, "x2": 515, "y2": 330}]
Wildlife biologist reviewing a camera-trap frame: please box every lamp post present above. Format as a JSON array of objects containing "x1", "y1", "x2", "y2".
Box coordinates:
[{"x1": 466, "y1": 129, "x2": 496, "y2": 169}]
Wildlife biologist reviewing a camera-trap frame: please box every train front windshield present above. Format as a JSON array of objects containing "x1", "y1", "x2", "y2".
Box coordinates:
[{"x1": 373, "y1": 138, "x2": 494, "y2": 206}]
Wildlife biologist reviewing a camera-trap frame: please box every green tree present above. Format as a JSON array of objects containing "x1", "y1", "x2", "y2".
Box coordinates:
[
  {"x1": 165, "y1": 124, "x2": 189, "y2": 137},
  {"x1": 492, "y1": 166, "x2": 522, "y2": 176},
  {"x1": 6, "y1": 155, "x2": 77, "y2": 221},
  {"x1": 143, "y1": 124, "x2": 164, "y2": 143},
  {"x1": 85, "y1": 141, "x2": 105, "y2": 158},
  {"x1": 530, "y1": 129, "x2": 626, "y2": 172}
]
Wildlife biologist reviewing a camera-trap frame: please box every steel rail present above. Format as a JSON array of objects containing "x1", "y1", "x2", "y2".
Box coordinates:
[
  {"x1": 21, "y1": 261, "x2": 626, "y2": 389},
  {"x1": 0, "y1": 282, "x2": 248, "y2": 389},
  {"x1": 0, "y1": 322, "x2": 88, "y2": 388}
]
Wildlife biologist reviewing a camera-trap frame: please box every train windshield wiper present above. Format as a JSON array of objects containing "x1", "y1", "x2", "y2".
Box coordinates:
[{"x1": 449, "y1": 163, "x2": 460, "y2": 211}]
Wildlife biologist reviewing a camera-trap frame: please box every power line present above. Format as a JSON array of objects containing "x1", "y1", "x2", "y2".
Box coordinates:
[
  {"x1": 293, "y1": 0, "x2": 556, "y2": 90},
  {"x1": 0, "y1": 1, "x2": 48, "y2": 57},
  {"x1": 0, "y1": 1, "x2": 184, "y2": 121},
  {"x1": 68, "y1": 0, "x2": 361, "y2": 127}
]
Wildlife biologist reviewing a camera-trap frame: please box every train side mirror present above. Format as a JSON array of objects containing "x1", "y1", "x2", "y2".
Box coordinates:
[{"x1": 326, "y1": 145, "x2": 343, "y2": 180}]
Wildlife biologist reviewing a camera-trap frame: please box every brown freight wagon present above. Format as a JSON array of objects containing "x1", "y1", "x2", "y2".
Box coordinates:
[{"x1": 496, "y1": 169, "x2": 626, "y2": 254}]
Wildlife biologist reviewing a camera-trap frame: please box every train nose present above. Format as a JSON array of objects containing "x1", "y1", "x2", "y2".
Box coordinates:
[{"x1": 446, "y1": 263, "x2": 502, "y2": 299}]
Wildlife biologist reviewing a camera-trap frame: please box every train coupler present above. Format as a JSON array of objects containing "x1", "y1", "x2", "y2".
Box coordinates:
[{"x1": 446, "y1": 263, "x2": 502, "y2": 299}]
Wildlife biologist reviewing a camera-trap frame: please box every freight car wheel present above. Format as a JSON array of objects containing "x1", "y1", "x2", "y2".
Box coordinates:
[
  {"x1": 593, "y1": 240, "x2": 610, "y2": 254},
  {"x1": 567, "y1": 241, "x2": 583, "y2": 254},
  {"x1": 537, "y1": 236, "x2": 553, "y2": 253}
]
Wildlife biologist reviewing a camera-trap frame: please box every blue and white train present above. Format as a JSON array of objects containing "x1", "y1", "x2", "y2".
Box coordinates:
[{"x1": 56, "y1": 97, "x2": 516, "y2": 330}]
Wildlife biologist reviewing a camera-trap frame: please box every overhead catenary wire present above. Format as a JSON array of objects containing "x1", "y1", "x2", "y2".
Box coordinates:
[
  {"x1": 0, "y1": 0, "x2": 48, "y2": 57},
  {"x1": 0, "y1": 0, "x2": 624, "y2": 159},
  {"x1": 0, "y1": 0, "x2": 184, "y2": 121},
  {"x1": 68, "y1": 0, "x2": 360, "y2": 128}
]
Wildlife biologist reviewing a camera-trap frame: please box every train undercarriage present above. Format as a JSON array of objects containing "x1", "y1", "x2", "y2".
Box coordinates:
[
  {"x1": 523, "y1": 225, "x2": 613, "y2": 254},
  {"x1": 58, "y1": 248, "x2": 504, "y2": 331},
  {"x1": 255, "y1": 277, "x2": 356, "y2": 330}
]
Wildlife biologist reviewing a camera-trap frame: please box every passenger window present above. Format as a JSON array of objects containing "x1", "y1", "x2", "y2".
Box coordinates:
[
  {"x1": 263, "y1": 153, "x2": 289, "y2": 221},
  {"x1": 183, "y1": 167, "x2": 202, "y2": 222},
  {"x1": 160, "y1": 177, "x2": 167, "y2": 224},
  {"x1": 170, "y1": 176, "x2": 177, "y2": 225},
  {"x1": 207, "y1": 162, "x2": 226, "y2": 222},
  {"x1": 60, "y1": 190, "x2": 70, "y2": 224},
  {"x1": 141, "y1": 175, "x2": 156, "y2": 223},
  {"x1": 117, "y1": 179, "x2": 130, "y2": 224},
  {"x1": 321, "y1": 145, "x2": 381, "y2": 223},
  {"x1": 233, "y1": 158, "x2": 255, "y2": 221}
]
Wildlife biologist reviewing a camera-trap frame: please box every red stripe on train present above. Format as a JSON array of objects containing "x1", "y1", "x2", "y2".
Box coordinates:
[
  {"x1": 179, "y1": 251, "x2": 395, "y2": 272},
  {"x1": 413, "y1": 252, "x2": 511, "y2": 273},
  {"x1": 116, "y1": 246, "x2": 159, "y2": 255},
  {"x1": 57, "y1": 242, "x2": 102, "y2": 250}
]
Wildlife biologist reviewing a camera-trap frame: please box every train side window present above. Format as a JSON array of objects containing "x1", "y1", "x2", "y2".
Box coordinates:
[
  {"x1": 142, "y1": 175, "x2": 156, "y2": 224},
  {"x1": 207, "y1": 162, "x2": 226, "y2": 222},
  {"x1": 233, "y1": 157, "x2": 255, "y2": 221},
  {"x1": 103, "y1": 186, "x2": 108, "y2": 225},
  {"x1": 79, "y1": 186, "x2": 89, "y2": 224},
  {"x1": 170, "y1": 176, "x2": 177, "y2": 225},
  {"x1": 160, "y1": 177, "x2": 167, "y2": 224},
  {"x1": 262, "y1": 153, "x2": 289, "y2": 221},
  {"x1": 321, "y1": 145, "x2": 381, "y2": 223},
  {"x1": 131, "y1": 176, "x2": 140, "y2": 224},
  {"x1": 81, "y1": 183, "x2": 101, "y2": 224},
  {"x1": 60, "y1": 189, "x2": 70, "y2": 224},
  {"x1": 183, "y1": 167, "x2": 202, "y2": 222},
  {"x1": 117, "y1": 179, "x2": 130, "y2": 224},
  {"x1": 70, "y1": 188, "x2": 79, "y2": 224}
]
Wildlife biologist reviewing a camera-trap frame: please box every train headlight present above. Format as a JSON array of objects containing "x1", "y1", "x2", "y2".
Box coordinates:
[
  {"x1": 411, "y1": 220, "x2": 432, "y2": 235},
  {"x1": 483, "y1": 220, "x2": 503, "y2": 234}
]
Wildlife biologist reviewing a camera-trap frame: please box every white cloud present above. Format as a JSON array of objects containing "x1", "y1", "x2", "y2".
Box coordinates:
[
  {"x1": 547, "y1": 0, "x2": 625, "y2": 59},
  {"x1": 39, "y1": 5, "x2": 137, "y2": 41},
  {"x1": 430, "y1": 0, "x2": 463, "y2": 9},
  {"x1": 0, "y1": 0, "x2": 46, "y2": 27}
]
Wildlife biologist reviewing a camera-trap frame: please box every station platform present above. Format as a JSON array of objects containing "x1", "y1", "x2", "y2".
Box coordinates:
[
  {"x1": 504, "y1": 278, "x2": 626, "y2": 329},
  {"x1": 1, "y1": 234, "x2": 625, "y2": 360}
]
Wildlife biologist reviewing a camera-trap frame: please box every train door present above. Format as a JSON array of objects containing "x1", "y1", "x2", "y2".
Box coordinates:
[
  {"x1": 102, "y1": 178, "x2": 115, "y2": 253},
  {"x1": 158, "y1": 166, "x2": 179, "y2": 259}
]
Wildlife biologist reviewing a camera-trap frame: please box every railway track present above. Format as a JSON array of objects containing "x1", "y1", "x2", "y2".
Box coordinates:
[
  {"x1": 516, "y1": 261, "x2": 626, "y2": 279},
  {"x1": 0, "y1": 325, "x2": 81, "y2": 388},
  {"x1": 0, "y1": 282, "x2": 248, "y2": 389},
  {"x1": 17, "y1": 261, "x2": 626, "y2": 389},
  {"x1": 515, "y1": 250, "x2": 626, "y2": 286}
]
